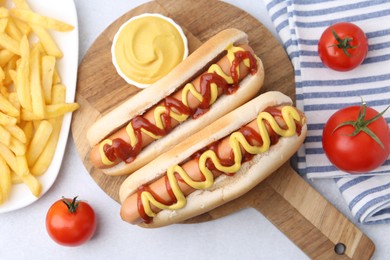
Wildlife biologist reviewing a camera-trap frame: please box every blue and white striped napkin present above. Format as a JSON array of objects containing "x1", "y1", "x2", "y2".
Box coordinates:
[{"x1": 263, "y1": 0, "x2": 390, "y2": 224}]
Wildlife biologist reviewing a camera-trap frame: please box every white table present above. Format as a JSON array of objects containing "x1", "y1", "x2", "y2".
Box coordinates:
[{"x1": 1, "y1": 1, "x2": 389, "y2": 259}]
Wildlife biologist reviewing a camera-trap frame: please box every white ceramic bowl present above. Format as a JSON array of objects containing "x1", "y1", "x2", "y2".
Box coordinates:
[{"x1": 111, "y1": 13, "x2": 189, "y2": 89}]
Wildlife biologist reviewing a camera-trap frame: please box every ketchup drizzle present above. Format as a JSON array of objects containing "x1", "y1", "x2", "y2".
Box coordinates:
[
  {"x1": 103, "y1": 50, "x2": 258, "y2": 165},
  {"x1": 230, "y1": 51, "x2": 257, "y2": 85},
  {"x1": 136, "y1": 106, "x2": 302, "y2": 223},
  {"x1": 137, "y1": 186, "x2": 153, "y2": 224},
  {"x1": 165, "y1": 175, "x2": 177, "y2": 203},
  {"x1": 163, "y1": 96, "x2": 192, "y2": 131}
]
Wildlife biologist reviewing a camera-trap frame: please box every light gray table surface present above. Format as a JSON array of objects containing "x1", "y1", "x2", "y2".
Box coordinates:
[{"x1": 0, "y1": 1, "x2": 389, "y2": 259}]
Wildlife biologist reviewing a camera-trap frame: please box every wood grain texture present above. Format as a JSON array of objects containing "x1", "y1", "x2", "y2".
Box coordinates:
[
  {"x1": 71, "y1": 0, "x2": 374, "y2": 259},
  {"x1": 72, "y1": 0, "x2": 292, "y2": 201}
]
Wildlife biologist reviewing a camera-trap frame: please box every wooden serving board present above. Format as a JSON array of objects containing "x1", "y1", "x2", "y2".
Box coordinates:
[{"x1": 71, "y1": 0, "x2": 375, "y2": 259}]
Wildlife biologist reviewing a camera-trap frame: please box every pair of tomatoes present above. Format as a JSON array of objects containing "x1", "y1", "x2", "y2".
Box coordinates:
[{"x1": 318, "y1": 23, "x2": 389, "y2": 173}]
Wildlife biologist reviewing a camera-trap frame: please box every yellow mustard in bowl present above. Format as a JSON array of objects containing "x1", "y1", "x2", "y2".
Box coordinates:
[{"x1": 111, "y1": 13, "x2": 188, "y2": 88}]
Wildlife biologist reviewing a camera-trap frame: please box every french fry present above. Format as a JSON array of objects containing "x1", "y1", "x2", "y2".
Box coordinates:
[
  {"x1": 20, "y1": 108, "x2": 40, "y2": 120},
  {"x1": 13, "y1": 17, "x2": 31, "y2": 35},
  {"x1": 31, "y1": 24, "x2": 63, "y2": 58},
  {"x1": 11, "y1": 8, "x2": 74, "y2": 32},
  {"x1": 0, "y1": 142, "x2": 17, "y2": 172},
  {"x1": 29, "y1": 44, "x2": 45, "y2": 118},
  {"x1": 11, "y1": 171, "x2": 22, "y2": 184},
  {"x1": 32, "y1": 119, "x2": 39, "y2": 131},
  {"x1": 21, "y1": 120, "x2": 33, "y2": 144},
  {"x1": 41, "y1": 55, "x2": 55, "y2": 104},
  {"x1": 12, "y1": 0, "x2": 63, "y2": 58},
  {"x1": 0, "y1": 87, "x2": 8, "y2": 96},
  {"x1": 0, "y1": 49, "x2": 15, "y2": 67},
  {"x1": 5, "y1": 124, "x2": 26, "y2": 143},
  {"x1": 7, "y1": 92, "x2": 20, "y2": 121},
  {"x1": 0, "y1": 18, "x2": 7, "y2": 33},
  {"x1": 9, "y1": 136, "x2": 25, "y2": 156},
  {"x1": 26, "y1": 120, "x2": 52, "y2": 167},
  {"x1": 6, "y1": 16, "x2": 23, "y2": 42},
  {"x1": 16, "y1": 155, "x2": 28, "y2": 176},
  {"x1": 21, "y1": 102, "x2": 79, "y2": 120},
  {"x1": 20, "y1": 173, "x2": 41, "y2": 197},
  {"x1": 51, "y1": 83, "x2": 66, "y2": 104},
  {"x1": 32, "y1": 84, "x2": 64, "y2": 175},
  {"x1": 31, "y1": 129, "x2": 61, "y2": 175},
  {"x1": 0, "y1": 124, "x2": 11, "y2": 146},
  {"x1": 0, "y1": 111, "x2": 17, "y2": 125},
  {"x1": 0, "y1": 7, "x2": 8, "y2": 19},
  {"x1": 0, "y1": 155, "x2": 12, "y2": 204},
  {"x1": 0, "y1": 92, "x2": 19, "y2": 116},
  {"x1": 46, "y1": 102, "x2": 79, "y2": 117},
  {"x1": 3, "y1": 56, "x2": 17, "y2": 86},
  {"x1": 0, "y1": 32, "x2": 21, "y2": 55},
  {"x1": 8, "y1": 63, "x2": 18, "y2": 84},
  {"x1": 0, "y1": 86, "x2": 7, "y2": 96},
  {"x1": 52, "y1": 68, "x2": 61, "y2": 84},
  {"x1": 16, "y1": 35, "x2": 32, "y2": 111}
]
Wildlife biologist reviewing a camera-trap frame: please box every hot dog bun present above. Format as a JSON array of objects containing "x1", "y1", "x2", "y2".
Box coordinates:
[
  {"x1": 119, "y1": 91, "x2": 307, "y2": 228},
  {"x1": 87, "y1": 28, "x2": 265, "y2": 176}
]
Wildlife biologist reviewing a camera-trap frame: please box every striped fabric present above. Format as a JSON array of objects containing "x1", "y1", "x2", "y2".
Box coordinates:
[{"x1": 263, "y1": 0, "x2": 390, "y2": 224}]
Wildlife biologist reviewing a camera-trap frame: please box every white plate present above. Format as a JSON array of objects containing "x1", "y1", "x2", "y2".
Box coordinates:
[{"x1": 0, "y1": 0, "x2": 79, "y2": 213}]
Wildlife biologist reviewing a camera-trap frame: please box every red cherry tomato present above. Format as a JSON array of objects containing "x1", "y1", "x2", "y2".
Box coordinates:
[
  {"x1": 46, "y1": 197, "x2": 97, "y2": 246},
  {"x1": 318, "y1": 22, "x2": 368, "y2": 71},
  {"x1": 322, "y1": 101, "x2": 390, "y2": 173}
]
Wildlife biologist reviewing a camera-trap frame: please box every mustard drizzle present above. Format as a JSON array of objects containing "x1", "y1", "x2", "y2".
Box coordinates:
[
  {"x1": 140, "y1": 106, "x2": 302, "y2": 218},
  {"x1": 99, "y1": 45, "x2": 252, "y2": 165}
]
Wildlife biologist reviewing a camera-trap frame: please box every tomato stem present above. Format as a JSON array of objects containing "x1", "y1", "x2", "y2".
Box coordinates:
[
  {"x1": 333, "y1": 98, "x2": 389, "y2": 149},
  {"x1": 329, "y1": 28, "x2": 357, "y2": 57},
  {"x1": 62, "y1": 196, "x2": 79, "y2": 213}
]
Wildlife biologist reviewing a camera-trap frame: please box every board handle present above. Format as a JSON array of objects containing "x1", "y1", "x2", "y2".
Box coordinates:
[
  {"x1": 254, "y1": 162, "x2": 375, "y2": 259},
  {"x1": 184, "y1": 162, "x2": 375, "y2": 259}
]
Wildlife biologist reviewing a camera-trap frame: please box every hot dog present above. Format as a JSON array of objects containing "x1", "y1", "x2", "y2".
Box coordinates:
[
  {"x1": 87, "y1": 28, "x2": 265, "y2": 176},
  {"x1": 119, "y1": 91, "x2": 307, "y2": 227}
]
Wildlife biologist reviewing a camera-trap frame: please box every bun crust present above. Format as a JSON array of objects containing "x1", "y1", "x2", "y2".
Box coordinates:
[
  {"x1": 87, "y1": 28, "x2": 265, "y2": 176},
  {"x1": 119, "y1": 91, "x2": 307, "y2": 228}
]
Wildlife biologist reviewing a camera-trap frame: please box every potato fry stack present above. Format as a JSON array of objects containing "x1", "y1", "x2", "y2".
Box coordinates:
[{"x1": 0, "y1": 0, "x2": 78, "y2": 204}]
